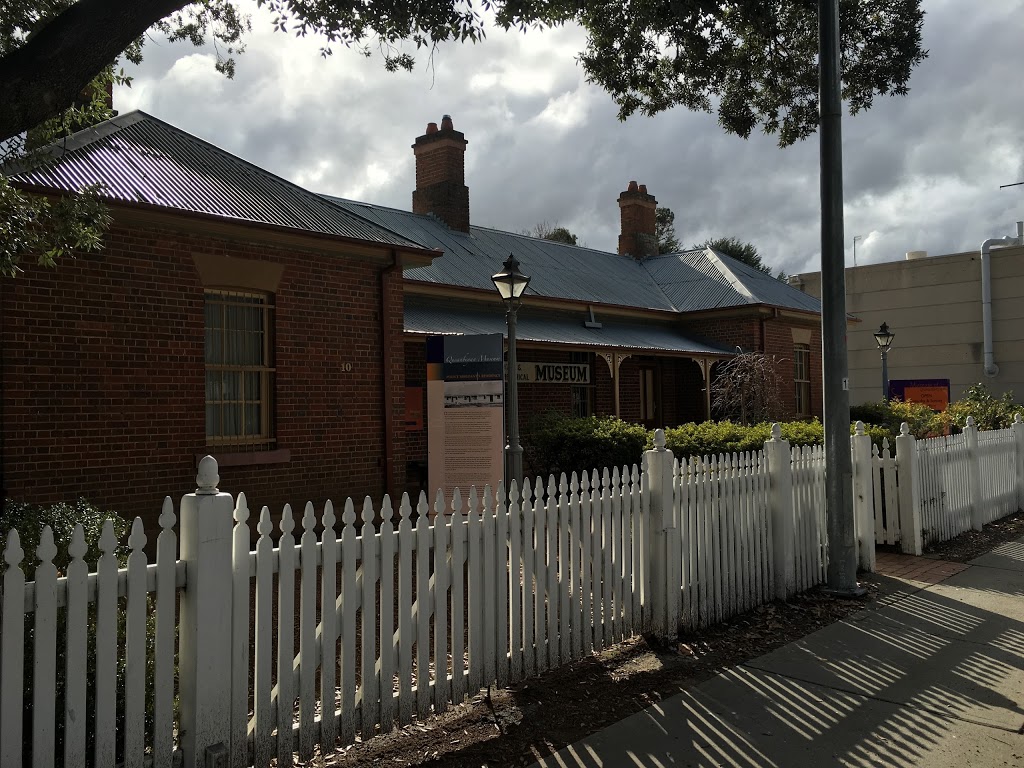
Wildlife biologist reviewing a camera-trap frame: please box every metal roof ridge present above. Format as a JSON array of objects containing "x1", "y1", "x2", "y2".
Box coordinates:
[
  {"x1": 704, "y1": 248, "x2": 757, "y2": 303},
  {"x1": 638, "y1": 253, "x2": 694, "y2": 313}
]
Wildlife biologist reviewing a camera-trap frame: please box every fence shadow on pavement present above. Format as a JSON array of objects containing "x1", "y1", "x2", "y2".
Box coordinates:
[{"x1": 529, "y1": 572, "x2": 1024, "y2": 768}]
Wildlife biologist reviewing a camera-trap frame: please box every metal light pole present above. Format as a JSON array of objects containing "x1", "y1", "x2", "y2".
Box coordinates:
[
  {"x1": 874, "y1": 323, "x2": 895, "y2": 401},
  {"x1": 492, "y1": 254, "x2": 531, "y2": 490},
  {"x1": 819, "y1": 0, "x2": 863, "y2": 596}
]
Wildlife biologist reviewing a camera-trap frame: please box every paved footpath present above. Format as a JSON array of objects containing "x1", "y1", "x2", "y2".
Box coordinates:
[{"x1": 534, "y1": 537, "x2": 1024, "y2": 768}]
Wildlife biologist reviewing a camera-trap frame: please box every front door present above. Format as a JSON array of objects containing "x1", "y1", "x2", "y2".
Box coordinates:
[{"x1": 639, "y1": 365, "x2": 661, "y2": 428}]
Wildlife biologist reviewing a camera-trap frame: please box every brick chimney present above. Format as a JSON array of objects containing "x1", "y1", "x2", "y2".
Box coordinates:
[
  {"x1": 412, "y1": 115, "x2": 470, "y2": 232},
  {"x1": 617, "y1": 181, "x2": 658, "y2": 259}
]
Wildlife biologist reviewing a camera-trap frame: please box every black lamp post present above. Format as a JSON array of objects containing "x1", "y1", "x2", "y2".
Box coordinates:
[
  {"x1": 491, "y1": 254, "x2": 531, "y2": 490},
  {"x1": 873, "y1": 322, "x2": 896, "y2": 401}
]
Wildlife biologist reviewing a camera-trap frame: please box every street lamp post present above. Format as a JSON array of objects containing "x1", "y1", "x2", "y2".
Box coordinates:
[
  {"x1": 873, "y1": 322, "x2": 896, "y2": 401},
  {"x1": 492, "y1": 254, "x2": 531, "y2": 490}
]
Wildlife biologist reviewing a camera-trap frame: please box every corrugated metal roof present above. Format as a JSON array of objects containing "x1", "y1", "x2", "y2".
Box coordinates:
[
  {"x1": 328, "y1": 197, "x2": 677, "y2": 311},
  {"x1": 644, "y1": 249, "x2": 822, "y2": 313},
  {"x1": 405, "y1": 301, "x2": 732, "y2": 356},
  {"x1": 328, "y1": 197, "x2": 820, "y2": 316},
  {"x1": 10, "y1": 112, "x2": 426, "y2": 249}
]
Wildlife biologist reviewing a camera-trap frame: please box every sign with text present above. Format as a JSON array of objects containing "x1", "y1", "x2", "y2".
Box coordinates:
[
  {"x1": 516, "y1": 361, "x2": 591, "y2": 384},
  {"x1": 426, "y1": 334, "x2": 505, "y2": 506},
  {"x1": 889, "y1": 378, "x2": 951, "y2": 411}
]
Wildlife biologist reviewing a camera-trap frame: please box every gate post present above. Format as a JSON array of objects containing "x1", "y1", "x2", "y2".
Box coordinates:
[
  {"x1": 179, "y1": 457, "x2": 235, "y2": 768},
  {"x1": 644, "y1": 429, "x2": 678, "y2": 639},
  {"x1": 851, "y1": 422, "x2": 876, "y2": 572},
  {"x1": 964, "y1": 416, "x2": 985, "y2": 531},
  {"x1": 895, "y1": 424, "x2": 923, "y2": 555},
  {"x1": 764, "y1": 424, "x2": 795, "y2": 600},
  {"x1": 1014, "y1": 414, "x2": 1024, "y2": 511}
]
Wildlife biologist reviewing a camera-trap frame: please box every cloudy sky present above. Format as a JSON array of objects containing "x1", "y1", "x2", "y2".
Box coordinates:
[{"x1": 116, "y1": 0, "x2": 1024, "y2": 277}]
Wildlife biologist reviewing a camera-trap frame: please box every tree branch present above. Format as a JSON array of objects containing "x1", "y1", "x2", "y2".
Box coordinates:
[{"x1": 0, "y1": 0, "x2": 189, "y2": 142}]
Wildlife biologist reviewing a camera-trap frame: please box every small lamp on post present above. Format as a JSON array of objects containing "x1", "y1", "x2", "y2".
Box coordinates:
[
  {"x1": 492, "y1": 254, "x2": 531, "y2": 490},
  {"x1": 873, "y1": 322, "x2": 896, "y2": 401}
]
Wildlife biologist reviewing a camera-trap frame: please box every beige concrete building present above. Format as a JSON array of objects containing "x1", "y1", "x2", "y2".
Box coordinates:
[{"x1": 792, "y1": 238, "x2": 1024, "y2": 406}]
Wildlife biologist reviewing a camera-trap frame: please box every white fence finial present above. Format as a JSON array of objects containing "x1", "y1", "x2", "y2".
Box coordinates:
[
  {"x1": 4, "y1": 528, "x2": 24, "y2": 567},
  {"x1": 654, "y1": 428, "x2": 666, "y2": 451},
  {"x1": 900, "y1": 422, "x2": 911, "y2": 436},
  {"x1": 196, "y1": 456, "x2": 220, "y2": 495},
  {"x1": 966, "y1": 415, "x2": 977, "y2": 429},
  {"x1": 855, "y1": 420, "x2": 865, "y2": 436},
  {"x1": 770, "y1": 423, "x2": 782, "y2": 441},
  {"x1": 1015, "y1": 413, "x2": 1023, "y2": 424}
]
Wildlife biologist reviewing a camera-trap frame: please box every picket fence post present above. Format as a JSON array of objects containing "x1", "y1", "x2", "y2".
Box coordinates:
[
  {"x1": 851, "y1": 422, "x2": 876, "y2": 572},
  {"x1": 764, "y1": 424, "x2": 795, "y2": 599},
  {"x1": 895, "y1": 423, "x2": 923, "y2": 555},
  {"x1": 179, "y1": 456, "x2": 235, "y2": 768},
  {"x1": 644, "y1": 429, "x2": 678, "y2": 638},
  {"x1": 1014, "y1": 414, "x2": 1024, "y2": 511},
  {"x1": 964, "y1": 416, "x2": 985, "y2": 531}
]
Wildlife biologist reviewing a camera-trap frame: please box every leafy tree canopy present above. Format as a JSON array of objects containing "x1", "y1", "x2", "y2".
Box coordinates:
[
  {"x1": 1, "y1": 0, "x2": 927, "y2": 151},
  {"x1": 526, "y1": 221, "x2": 579, "y2": 246},
  {"x1": 656, "y1": 206, "x2": 680, "y2": 254}
]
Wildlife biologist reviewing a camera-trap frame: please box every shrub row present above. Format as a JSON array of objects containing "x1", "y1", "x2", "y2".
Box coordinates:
[{"x1": 524, "y1": 382, "x2": 1024, "y2": 478}]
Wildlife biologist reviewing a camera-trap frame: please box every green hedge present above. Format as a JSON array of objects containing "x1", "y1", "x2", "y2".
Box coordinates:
[
  {"x1": 523, "y1": 414, "x2": 898, "y2": 476},
  {"x1": 524, "y1": 412, "x2": 650, "y2": 479}
]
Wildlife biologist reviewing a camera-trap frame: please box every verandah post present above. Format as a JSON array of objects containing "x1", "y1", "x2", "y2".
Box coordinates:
[
  {"x1": 895, "y1": 423, "x2": 923, "y2": 555},
  {"x1": 179, "y1": 456, "x2": 235, "y2": 768},
  {"x1": 851, "y1": 421, "x2": 876, "y2": 572},
  {"x1": 644, "y1": 429, "x2": 678, "y2": 639},
  {"x1": 964, "y1": 416, "x2": 984, "y2": 531},
  {"x1": 764, "y1": 424, "x2": 795, "y2": 600},
  {"x1": 1014, "y1": 413, "x2": 1024, "y2": 511}
]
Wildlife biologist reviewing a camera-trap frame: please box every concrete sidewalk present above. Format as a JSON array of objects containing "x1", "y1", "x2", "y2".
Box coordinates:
[{"x1": 533, "y1": 537, "x2": 1024, "y2": 768}]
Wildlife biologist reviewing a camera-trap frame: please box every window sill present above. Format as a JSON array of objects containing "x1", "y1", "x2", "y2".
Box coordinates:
[{"x1": 195, "y1": 448, "x2": 291, "y2": 468}]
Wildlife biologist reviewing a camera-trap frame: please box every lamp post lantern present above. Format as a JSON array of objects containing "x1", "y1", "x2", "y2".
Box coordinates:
[
  {"x1": 492, "y1": 254, "x2": 531, "y2": 490},
  {"x1": 873, "y1": 322, "x2": 896, "y2": 401}
]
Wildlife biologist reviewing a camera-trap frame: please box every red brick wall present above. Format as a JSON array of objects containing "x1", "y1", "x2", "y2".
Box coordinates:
[
  {"x1": 2, "y1": 219, "x2": 405, "y2": 532},
  {"x1": 412, "y1": 129, "x2": 469, "y2": 232}
]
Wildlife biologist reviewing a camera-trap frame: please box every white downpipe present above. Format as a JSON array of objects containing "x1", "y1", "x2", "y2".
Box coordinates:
[{"x1": 980, "y1": 221, "x2": 1024, "y2": 378}]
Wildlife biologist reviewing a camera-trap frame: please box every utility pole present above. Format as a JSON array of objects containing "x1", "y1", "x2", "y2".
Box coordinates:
[{"x1": 819, "y1": 0, "x2": 863, "y2": 596}]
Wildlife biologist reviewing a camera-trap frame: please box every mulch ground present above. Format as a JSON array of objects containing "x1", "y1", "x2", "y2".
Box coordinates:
[{"x1": 307, "y1": 512, "x2": 1024, "y2": 767}]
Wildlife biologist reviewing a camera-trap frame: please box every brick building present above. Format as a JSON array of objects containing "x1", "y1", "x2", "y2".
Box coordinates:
[
  {"x1": 3, "y1": 112, "x2": 823, "y2": 524},
  {"x1": 4, "y1": 113, "x2": 438, "y2": 527},
  {"x1": 331, "y1": 117, "x2": 824, "y2": 490}
]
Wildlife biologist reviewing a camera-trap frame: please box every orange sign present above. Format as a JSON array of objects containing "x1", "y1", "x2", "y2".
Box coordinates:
[{"x1": 904, "y1": 386, "x2": 949, "y2": 411}]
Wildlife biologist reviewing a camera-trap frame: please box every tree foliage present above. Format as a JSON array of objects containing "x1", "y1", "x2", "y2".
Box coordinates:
[
  {"x1": 698, "y1": 236, "x2": 772, "y2": 274},
  {"x1": 712, "y1": 351, "x2": 785, "y2": 425},
  {"x1": 656, "y1": 206, "x2": 680, "y2": 254},
  {"x1": 527, "y1": 221, "x2": 579, "y2": 246},
  {"x1": 579, "y1": 0, "x2": 926, "y2": 147},
  {"x1": 1, "y1": 0, "x2": 927, "y2": 147}
]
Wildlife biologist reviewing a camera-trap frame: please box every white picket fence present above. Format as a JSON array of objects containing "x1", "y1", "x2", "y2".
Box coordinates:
[
  {"x1": 904, "y1": 416, "x2": 1024, "y2": 548},
  {"x1": 3, "y1": 417, "x2": 1023, "y2": 768}
]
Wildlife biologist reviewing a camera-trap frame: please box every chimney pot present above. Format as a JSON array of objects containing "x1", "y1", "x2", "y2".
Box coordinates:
[
  {"x1": 638, "y1": 184, "x2": 648, "y2": 194},
  {"x1": 426, "y1": 122, "x2": 438, "y2": 134},
  {"x1": 627, "y1": 180, "x2": 639, "y2": 192},
  {"x1": 441, "y1": 114, "x2": 454, "y2": 131}
]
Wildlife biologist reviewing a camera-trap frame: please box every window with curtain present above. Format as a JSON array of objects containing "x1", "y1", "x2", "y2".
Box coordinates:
[
  {"x1": 794, "y1": 344, "x2": 811, "y2": 417},
  {"x1": 205, "y1": 290, "x2": 275, "y2": 447}
]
